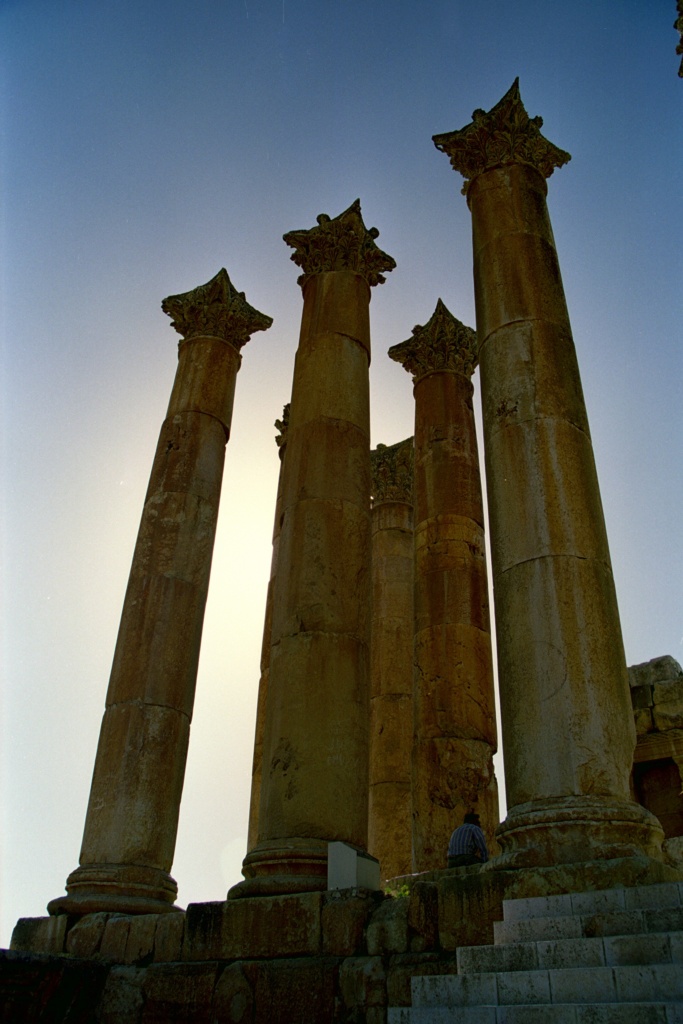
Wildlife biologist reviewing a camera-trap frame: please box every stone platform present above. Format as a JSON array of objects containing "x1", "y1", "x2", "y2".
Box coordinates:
[{"x1": 4, "y1": 858, "x2": 683, "y2": 1022}]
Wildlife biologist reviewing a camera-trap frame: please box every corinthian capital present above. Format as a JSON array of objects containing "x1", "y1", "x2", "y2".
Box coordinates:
[
  {"x1": 162, "y1": 269, "x2": 273, "y2": 349},
  {"x1": 388, "y1": 299, "x2": 478, "y2": 381},
  {"x1": 371, "y1": 438, "x2": 414, "y2": 506},
  {"x1": 283, "y1": 199, "x2": 396, "y2": 287},
  {"x1": 433, "y1": 79, "x2": 571, "y2": 196}
]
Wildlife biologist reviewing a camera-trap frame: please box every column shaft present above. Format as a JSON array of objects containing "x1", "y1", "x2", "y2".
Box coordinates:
[
  {"x1": 369, "y1": 440, "x2": 414, "y2": 881},
  {"x1": 49, "y1": 270, "x2": 271, "y2": 914},
  {"x1": 390, "y1": 301, "x2": 498, "y2": 871},
  {"x1": 236, "y1": 201, "x2": 395, "y2": 896},
  {"x1": 434, "y1": 81, "x2": 663, "y2": 867}
]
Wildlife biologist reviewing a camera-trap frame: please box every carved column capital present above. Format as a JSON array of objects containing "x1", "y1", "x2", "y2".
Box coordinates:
[
  {"x1": 275, "y1": 403, "x2": 290, "y2": 455},
  {"x1": 162, "y1": 268, "x2": 273, "y2": 349},
  {"x1": 676, "y1": 0, "x2": 683, "y2": 77},
  {"x1": 433, "y1": 79, "x2": 571, "y2": 196},
  {"x1": 371, "y1": 438, "x2": 414, "y2": 506},
  {"x1": 388, "y1": 299, "x2": 478, "y2": 381},
  {"x1": 283, "y1": 199, "x2": 396, "y2": 288}
]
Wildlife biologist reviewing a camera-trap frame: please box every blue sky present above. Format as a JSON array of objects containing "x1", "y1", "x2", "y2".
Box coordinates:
[{"x1": 1, "y1": 0, "x2": 681, "y2": 943}]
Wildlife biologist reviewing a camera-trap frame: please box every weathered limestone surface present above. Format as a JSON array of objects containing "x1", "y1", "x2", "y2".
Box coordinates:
[
  {"x1": 369, "y1": 439, "x2": 414, "y2": 882},
  {"x1": 237, "y1": 201, "x2": 395, "y2": 895},
  {"x1": 8, "y1": 857, "x2": 683, "y2": 1022},
  {"x1": 629, "y1": 655, "x2": 683, "y2": 841},
  {"x1": 389, "y1": 301, "x2": 498, "y2": 872},
  {"x1": 434, "y1": 81, "x2": 663, "y2": 868},
  {"x1": 248, "y1": 405, "x2": 290, "y2": 852},
  {"x1": 49, "y1": 270, "x2": 272, "y2": 916}
]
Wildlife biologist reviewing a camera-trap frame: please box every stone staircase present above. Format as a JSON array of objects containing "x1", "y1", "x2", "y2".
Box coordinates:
[{"x1": 388, "y1": 881, "x2": 683, "y2": 1022}]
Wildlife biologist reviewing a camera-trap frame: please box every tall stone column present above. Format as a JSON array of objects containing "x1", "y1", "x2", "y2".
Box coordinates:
[
  {"x1": 235, "y1": 200, "x2": 395, "y2": 896},
  {"x1": 49, "y1": 270, "x2": 272, "y2": 915},
  {"x1": 389, "y1": 301, "x2": 498, "y2": 871},
  {"x1": 247, "y1": 404, "x2": 290, "y2": 852},
  {"x1": 369, "y1": 438, "x2": 414, "y2": 881},
  {"x1": 434, "y1": 81, "x2": 663, "y2": 867}
]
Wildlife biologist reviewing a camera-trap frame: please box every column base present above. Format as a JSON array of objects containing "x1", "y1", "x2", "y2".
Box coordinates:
[
  {"x1": 229, "y1": 838, "x2": 329, "y2": 899},
  {"x1": 47, "y1": 863, "x2": 180, "y2": 916},
  {"x1": 494, "y1": 795, "x2": 664, "y2": 870}
]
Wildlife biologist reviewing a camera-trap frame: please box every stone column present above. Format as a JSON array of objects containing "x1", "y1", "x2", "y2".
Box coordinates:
[
  {"x1": 389, "y1": 301, "x2": 498, "y2": 871},
  {"x1": 49, "y1": 270, "x2": 272, "y2": 915},
  {"x1": 247, "y1": 405, "x2": 290, "y2": 852},
  {"x1": 369, "y1": 438, "x2": 414, "y2": 881},
  {"x1": 235, "y1": 200, "x2": 395, "y2": 896},
  {"x1": 434, "y1": 81, "x2": 663, "y2": 867}
]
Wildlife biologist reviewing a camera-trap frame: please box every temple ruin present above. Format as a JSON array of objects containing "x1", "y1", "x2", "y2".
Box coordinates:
[{"x1": 4, "y1": 81, "x2": 683, "y2": 1021}]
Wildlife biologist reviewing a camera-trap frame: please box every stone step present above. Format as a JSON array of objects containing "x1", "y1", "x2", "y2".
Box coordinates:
[
  {"x1": 388, "y1": 1003, "x2": 683, "y2": 1022},
  {"x1": 410, "y1": 963, "x2": 683, "y2": 1007},
  {"x1": 458, "y1": 930, "x2": 683, "y2": 974},
  {"x1": 494, "y1": 906, "x2": 683, "y2": 945},
  {"x1": 502, "y1": 883, "x2": 683, "y2": 925}
]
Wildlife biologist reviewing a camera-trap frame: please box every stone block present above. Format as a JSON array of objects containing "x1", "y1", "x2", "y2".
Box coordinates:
[
  {"x1": 613, "y1": 962, "x2": 683, "y2": 1001},
  {"x1": 408, "y1": 882, "x2": 439, "y2": 952},
  {"x1": 457, "y1": 941, "x2": 539, "y2": 974},
  {"x1": 0, "y1": 949, "x2": 110, "y2": 1022},
  {"x1": 581, "y1": 910, "x2": 645, "y2": 938},
  {"x1": 366, "y1": 896, "x2": 409, "y2": 954},
  {"x1": 629, "y1": 655, "x2": 683, "y2": 689},
  {"x1": 141, "y1": 962, "x2": 219, "y2": 1024},
  {"x1": 338, "y1": 955, "x2": 387, "y2": 1012},
  {"x1": 412, "y1": 971, "x2": 497, "y2": 1008},
  {"x1": 495, "y1": 913, "x2": 582, "y2": 944},
  {"x1": 570, "y1": 889, "x2": 627, "y2": 917},
  {"x1": 634, "y1": 707, "x2": 654, "y2": 735},
  {"x1": 125, "y1": 914, "x2": 158, "y2": 964},
  {"x1": 603, "y1": 932, "x2": 671, "y2": 966},
  {"x1": 184, "y1": 893, "x2": 323, "y2": 960},
  {"x1": 496, "y1": 968, "x2": 551, "y2": 1005},
  {"x1": 97, "y1": 965, "x2": 146, "y2": 1024},
  {"x1": 654, "y1": 678, "x2": 683, "y2": 706},
  {"x1": 630, "y1": 684, "x2": 653, "y2": 710},
  {"x1": 548, "y1": 965, "x2": 616, "y2": 1003},
  {"x1": 321, "y1": 889, "x2": 378, "y2": 955},
  {"x1": 251, "y1": 957, "x2": 338, "y2": 1024},
  {"x1": 654, "y1": 702, "x2": 683, "y2": 731},
  {"x1": 385, "y1": 953, "x2": 450, "y2": 1006},
  {"x1": 153, "y1": 911, "x2": 185, "y2": 962},
  {"x1": 10, "y1": 915, "x2": 67, "y2": 954},
  {"x1": 66, "y1": 912, "x2": 111, "y2": 957},
  {"x1": 211, "y1": 962, "x2": 254, "y2": 1024},
  {"x1": 623, "y1": 882, "x2": 681, "y2": 911},
  {"x1": 535, "y1": 936, "x2": 605, "y2": 969},
  {"x1": 100, "y1": 916, "x2": 131, "y2": 961},
  {"x1": 503, "y1": 892, "x2": 573, "y2": 923}
]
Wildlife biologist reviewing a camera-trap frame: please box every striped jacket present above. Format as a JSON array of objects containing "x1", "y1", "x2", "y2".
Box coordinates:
[{"x1": 447, "y1": 822, "x2": 488, "y2": 862}]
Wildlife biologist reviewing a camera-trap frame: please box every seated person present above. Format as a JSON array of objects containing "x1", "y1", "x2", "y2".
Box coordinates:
[{"x1": 447, "y1": 811, "x2": 488, "y2": 867}]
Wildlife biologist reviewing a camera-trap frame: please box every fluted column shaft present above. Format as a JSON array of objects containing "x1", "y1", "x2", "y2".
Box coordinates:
[
  {"x1": 236, "y1": 201, "x2": 395, "y2": 896},
  {"x1": 49, "y1": 270, "x2": 271, "y2": 914},
  {"x1": 247, "y1": 406, "x2": 289, "y2": 852},
  {"x1": 390, "y1": 302, "x2": 498, "y2": 871},
  {"x1": 369, "y1": 440, "x2": 414, "y2": 881},
  {"x1": 434, "y1": 82, "x2": 662, "y2": 867}
]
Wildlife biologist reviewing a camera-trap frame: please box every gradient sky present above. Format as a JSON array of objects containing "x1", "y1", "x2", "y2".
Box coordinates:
[{"x1": 1, "y1": 1, "x2": 681, "y2": 945}]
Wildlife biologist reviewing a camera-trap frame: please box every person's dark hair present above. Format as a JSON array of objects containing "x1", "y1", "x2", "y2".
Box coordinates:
[{"x1": 463, "y1": 812, "x2": 480, "y2": 826}]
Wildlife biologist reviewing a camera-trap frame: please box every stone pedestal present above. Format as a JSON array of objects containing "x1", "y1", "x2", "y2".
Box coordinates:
[
  {"x1": 389, "y1": 301, "x2": 498, "y2": 872},
  {"x1": 247, "y1": 405, "x2": 290, "y2": 852},
  {"x1": 433, "y1": 81, "x2": 663, "y2": 868},
  {"x1": 234, "y1": 201, "x2": 395, "y2": 896},
  {"x1": 49, "y1": 270, "x2": 272, "y2": 915},
  {"x1": 369, "y1": 439, "x2": 414, "y2": 881}
]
